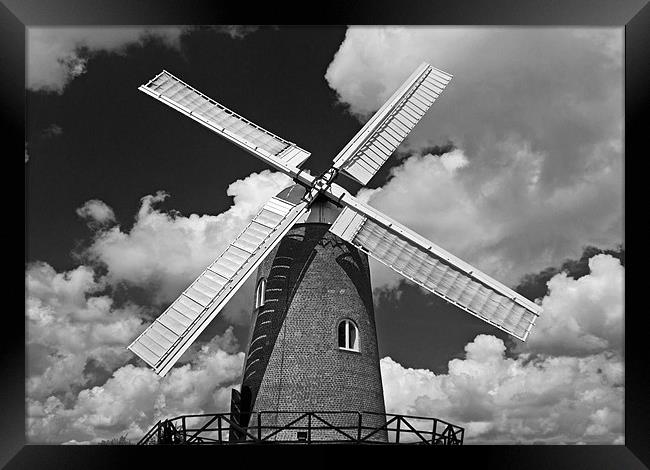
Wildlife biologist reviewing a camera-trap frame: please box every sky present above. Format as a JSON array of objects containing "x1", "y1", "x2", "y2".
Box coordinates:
[{"x1": 25, "y1": 26, "x2": 624, "y2": 444}]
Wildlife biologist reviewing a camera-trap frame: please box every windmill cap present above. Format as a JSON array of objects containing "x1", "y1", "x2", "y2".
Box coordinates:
[
  {"x1": 276, "y1": 184, "x2": 342, "y2": 224},
  {"x1": 276, "y1": 183, "x2": 307, "y2": 204}
]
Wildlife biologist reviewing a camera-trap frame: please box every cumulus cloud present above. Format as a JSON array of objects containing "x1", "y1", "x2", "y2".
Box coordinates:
[
  {"x1": 327, "y1": 27, "x2": 623, "y2": 288},
  {"x1": 519, "y1": 254, "x2": 624, "y2": 356},
  {"x1": 76, "y1": 199, "x2": 116, "y2": 228},
  {"x1": 380, "y1": 254, "x2": 624, "y2": 444},
  {"x1": 359, "y1": 145, "x2": 622, "y2": 287},
  {"x1": 26, "y1": 257, "x2": 245, "y2": 443},
  {"x1": 81, "y1": 170, "x2": 292, "y2": 309},
  {"x1": 27, "y1": 27, "x2": 187, "y2": 93},
  {"x1": 381, "y1": 342, "x2": 623, "y2": 444},
  {"x1": 26, "y1": 261, "x2": 145, "y2": 401},
  {"x1": 28, "y1": 329, "x2": 244, "y2": 444},
  {"x1": 27, "y1": 26, "x2": 264, "y2": 94}
]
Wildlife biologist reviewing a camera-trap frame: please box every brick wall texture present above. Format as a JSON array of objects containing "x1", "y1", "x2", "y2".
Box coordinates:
[{"x1": 238, "y1": 222, "x2": 387, "y2": 442}]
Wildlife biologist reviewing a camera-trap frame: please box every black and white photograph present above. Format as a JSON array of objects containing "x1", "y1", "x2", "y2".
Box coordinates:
[{"x1": 10, "y1": 3, "x2": 647, "y2": 466}]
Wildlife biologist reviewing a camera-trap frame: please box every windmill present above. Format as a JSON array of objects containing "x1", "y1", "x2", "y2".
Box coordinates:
[{"x1": 128, "y1": 62, "x2": 542, "y2": 443}]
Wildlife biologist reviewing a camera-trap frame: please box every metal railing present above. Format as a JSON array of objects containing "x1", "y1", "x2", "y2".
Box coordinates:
[{"x1": 138, "y1": 410, "x2": 464, "y2": 445}]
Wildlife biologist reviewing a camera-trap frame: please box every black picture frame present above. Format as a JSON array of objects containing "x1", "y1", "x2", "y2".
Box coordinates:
[{"x1": 7, "y1": 0, "x2": 647, "y2": 468}]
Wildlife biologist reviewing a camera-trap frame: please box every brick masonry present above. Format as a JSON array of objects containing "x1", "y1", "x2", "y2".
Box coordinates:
[{"x1": 238, "y1": 221, "x2": 387, "y2": 442}]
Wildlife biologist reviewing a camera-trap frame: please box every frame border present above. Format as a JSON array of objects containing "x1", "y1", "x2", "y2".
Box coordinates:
[{"x1": 7, "y1": 0, "x2": 648, "y2": 467}]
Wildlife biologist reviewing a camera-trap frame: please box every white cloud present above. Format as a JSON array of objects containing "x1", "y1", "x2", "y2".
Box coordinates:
[
  {"x1": 380, "y1": 254, "x2": 624, "y2": 444},
  {"x1": 26, "y1": 262, "x2": 145, "y2": 401},
  {"x1": 327, "y1": 27, "x2": 623, "y2": 287},
  {"x1": 360, "y1": 144, "x2": 622, "y2": 287},
  {"x1": 81, "y1": 171, "x2": 291, "y2": 309},
  {"x1": 381, "y1": 347, "x2": 623, "y2": 444},
  {"x1": 26, "y1": 244, "x2": 248, "y2": 444},
  {"x1": 27, "y1": 26, "x2": 264, "y2": 94},
  {"x1": 27, "y1": 27, "x2": 187, "y2": 93},
  {"x1": 520, "y1": 254, "x2": 624, "y2": 356},
  {"x1": 28, "y1": 329, "x2": 244, "y2": 444},
  {"x1": 76, "y1": 199, "x2": 116, "y2": 227}
]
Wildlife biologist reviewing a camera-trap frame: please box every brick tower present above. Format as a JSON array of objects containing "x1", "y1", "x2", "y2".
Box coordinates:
[{"x1": 232, "y1": 184, "x2": 387, "y2": 441}]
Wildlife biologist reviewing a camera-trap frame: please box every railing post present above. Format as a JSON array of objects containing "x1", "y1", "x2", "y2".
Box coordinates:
[
  {"x1": 357, "y1": 413, "x2": 362, "y2": 442},
  {"x1": 182, "y1": 417, "x2": 186, "y2": 443},
  {"x1": 307, "y1": 413, "x2": 312, "y2": 444},
  {"x1": 218, "y1": 415, "x2": 222, "y2": 443},
  {"x1": 395, "y1": 417, "x2": 401, "y2": 444},
  {"x1": 257, "y1": 412, "x2": 262, "y2": 441},
  {"x1": 432, "y1": 419, "x2": 437, "y2": 445}
]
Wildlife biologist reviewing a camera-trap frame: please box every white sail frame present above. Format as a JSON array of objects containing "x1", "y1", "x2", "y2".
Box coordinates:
[
  {"x1": 329, "y1": 194, "x2": 541, "y2": 341},
  {"x1": 332, "y1": 62, "x2": 452, "y2": 185},
  {"x1": 128, "y1": 196, "x2": 309, "y2": 376},
  {"x1": 139, "y1": 70, "x2": 311, "y2": 175}
]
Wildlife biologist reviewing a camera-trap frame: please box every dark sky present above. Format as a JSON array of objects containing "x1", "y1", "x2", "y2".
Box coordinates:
[
  {"x1": 27, "y1": 27, "x2": 363, "y2": 267},
  {"x1": 27, "y1": 26, "x2": 549, "y2": 375}
]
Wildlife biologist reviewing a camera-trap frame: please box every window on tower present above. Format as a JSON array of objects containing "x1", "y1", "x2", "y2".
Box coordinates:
[
  {"x1": 338, "y1": 319, "x2": 360, "y2": 352},
  {"x1": 255, "y1": 278, "x2": 266, "y2": 309}
]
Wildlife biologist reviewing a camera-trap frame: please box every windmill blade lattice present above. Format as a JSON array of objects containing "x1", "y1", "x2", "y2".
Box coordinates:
[
  {"x1": 128, "y1": 196, "x2": 309, "y2": 376},
  {"x1": 329, "y1": 200, "x2": 541, "y2": 341},
  {"x1": 139, "y1": 70, "x2": 311, "y2": 173},
  {"x1": 332, "y1": 62, "x2": 452, "y2": 185}
]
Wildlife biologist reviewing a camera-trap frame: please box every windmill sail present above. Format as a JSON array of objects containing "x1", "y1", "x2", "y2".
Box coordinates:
[
  {"x1": 329, "y1": 198, "x2": 541, "y2": 341},
  {"x1": 128, "y1": 196, "x2": 309, "y2": 376},
  {"x1": 332, "y1": 62, "x2": 452, "y2": 185},
  {"x1": 139, "y1": 70, "x2": 311, "y2": 172}
]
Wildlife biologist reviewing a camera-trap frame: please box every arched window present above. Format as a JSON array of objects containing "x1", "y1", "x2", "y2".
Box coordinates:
[
  {"x1": 338, "y1": 319, "x2": 359, "y2": 352},
  {"x1": 255, "y1": 278, "x2": 266, "y2": 309}
]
